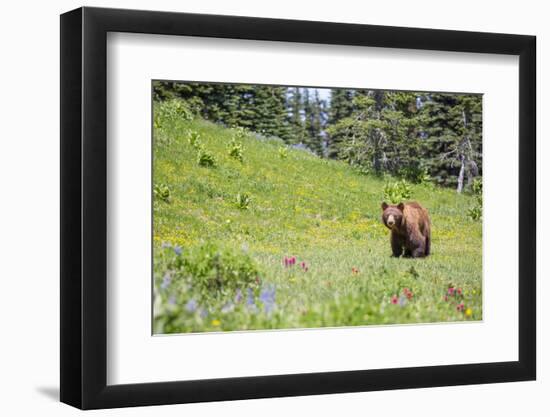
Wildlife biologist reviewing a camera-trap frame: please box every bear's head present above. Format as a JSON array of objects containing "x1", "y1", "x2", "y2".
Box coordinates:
[{"x1": 381, "y1": 202, "x2": 405, "y2": 230}]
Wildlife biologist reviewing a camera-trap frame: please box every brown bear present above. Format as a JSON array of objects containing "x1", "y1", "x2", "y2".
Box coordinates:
[{"x1": 381, "y1": 201, "x2": 431, "y2": 258}]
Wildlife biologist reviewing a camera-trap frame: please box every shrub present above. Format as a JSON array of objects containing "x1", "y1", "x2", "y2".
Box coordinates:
[
  {"x1": 471, "y1": 177, "x2": 482, "y2": 195},
  {"x1": 231, "y1": 126, "x2": 247, "y2": 141},
  {"x1": 156, "y1": 243, "x2": 260, "y2": 299},
  {"x1": 197, "y1": 147, "x2": 216, "y2": 167},
  {"x1": 153, "y1": 183, "x2": 171, "y2": 203},
  {"x1": 467, "y1": 178, "x2": 483, "y2": 221},
  {"x1": 185, "y1": 243, "x2": 259, "y2": 295},
  {"x1": 352, "y1": 163, "x2": 370, "y2": 176},
  {"x1": 154, "y1": 99, "x2": 193, "y2": 129},
  {"x1": 235, "y1": 192, "x2": 252, "y2": 210},
  {"x1": 187, "y1": 131, "x2": 202, "y2": 148},
  {"x1": 399, "y1": 165, "x2": 432, "y2": 185},
  {"x1": 278, "y1": 146, "x2": 288, "y2": 159},
  {"x1": 467, "y1": 205, "x2": 482, "y2": 221},
  {"x1": 228, "y1": 138, "x2": 244, "y2": 162},
  {"x1": 383, "y1": 179, "x2": 412, "y2": 204}
]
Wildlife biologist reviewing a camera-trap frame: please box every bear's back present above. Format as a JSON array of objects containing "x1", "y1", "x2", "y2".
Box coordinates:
[{"x1": 403, "y1": 201, "x2": 430, "y2": 230}]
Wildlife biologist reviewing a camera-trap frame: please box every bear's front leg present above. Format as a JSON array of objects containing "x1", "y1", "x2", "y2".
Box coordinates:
[{"x1": 391, "y1": 233, "x2": 403, "y2": 257}]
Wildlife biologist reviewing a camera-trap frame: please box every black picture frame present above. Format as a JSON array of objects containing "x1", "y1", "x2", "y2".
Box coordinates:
[{"x1": 60, "y1": 6, "x2": 536, "y2": 410}]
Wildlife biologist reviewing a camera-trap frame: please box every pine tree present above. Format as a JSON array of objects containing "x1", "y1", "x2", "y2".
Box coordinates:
[
  {"x1": 326, "y1": 89, "x2": 355, "y2": 158},
  {"x1": 420, "y1": 93, "x2": 482, "y2": 190},
  {"x1": 326, "y1": 90, "x2": 385, "y2": 173},
  {"x1": 249, "y1": 86, "x2": 292, "y2": 141},
  {"x1": 303, "y1": 89, "x2": 325, "y2": 155},
  {"x1": 328, "y1": 89, "x2": 354, "y2": 121},
  {"x1": 326, "y1": 89, "x2": 426, "y2": 180},
  {"x1": 381, "y1": 91, "x2": 423, "y2": 180},
  {"x1": 287, "y1": 88, "x2": 305, "y2": 144}
]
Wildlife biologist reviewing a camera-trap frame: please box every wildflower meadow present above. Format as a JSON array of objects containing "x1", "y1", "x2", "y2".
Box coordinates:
[{"x1": 153, "y1": 88, "x2": 483, "y2": 334}]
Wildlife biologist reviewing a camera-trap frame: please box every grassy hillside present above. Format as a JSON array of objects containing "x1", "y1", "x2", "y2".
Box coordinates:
[{"x1": 153, "y1": 102, "x2": 482, "y2": 333}]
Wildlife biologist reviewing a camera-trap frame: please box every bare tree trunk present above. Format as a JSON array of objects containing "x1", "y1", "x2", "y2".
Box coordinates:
[
  {"x1": 371, "y1": 91, "x2": 385, "y2": 174},
  {"x1": 457, "y1": 155, "x2": 465, "y2": 193},
  {"x1": 457, "y1": 109, "x2": 469, "y2": 193},
  {"x1": 372, "y1": 128, "x2": 381, "y2": 173}
]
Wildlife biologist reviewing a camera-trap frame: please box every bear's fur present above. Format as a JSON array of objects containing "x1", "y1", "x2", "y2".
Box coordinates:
[{"x1": 381, "y1": 201, "x2": 431, "y2": 258}]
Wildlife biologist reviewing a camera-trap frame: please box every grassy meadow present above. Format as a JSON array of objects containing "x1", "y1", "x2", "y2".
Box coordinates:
[{"x1": 153, "y1": 101, "x2": 482, "y2": 334}]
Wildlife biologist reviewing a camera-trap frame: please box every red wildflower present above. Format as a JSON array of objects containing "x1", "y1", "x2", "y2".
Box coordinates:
[
  {"x1": 456, "y1": 303, "x2": 465, "y2": 312},
  {"x1": 284, "y1": 256, "x2": 297, "y2": 267},
  {"x1": 391, "y1": 295, "x2": 398, "y2": 305}
]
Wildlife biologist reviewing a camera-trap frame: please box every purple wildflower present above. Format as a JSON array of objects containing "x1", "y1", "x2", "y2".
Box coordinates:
[
  {"x1": 185, "y1": 299, "x2": 198, "y2": 312},
  {"x1": 235, "y1": 288, "x2": 243, "y2": 303},
  {"x1": 161, "y1": 273, "x2": 171, "y2": 290},
  {"x1": 260, "y1": 285, "x2": 276, "y2": 314},
  {"x1": 168, "y1": 295, "x2": 176, "y2": 305},
  {"x1": 199, "y1": 308, "x2": 208, "y2": 319},
  {"x1": 246, "y1": 288, "x2": 255, "y2": 306}
]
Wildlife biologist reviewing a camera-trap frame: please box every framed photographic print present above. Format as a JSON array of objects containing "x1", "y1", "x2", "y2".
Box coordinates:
[{"x1": 60, "y1": 6, "x2": 536, "y2": 409}]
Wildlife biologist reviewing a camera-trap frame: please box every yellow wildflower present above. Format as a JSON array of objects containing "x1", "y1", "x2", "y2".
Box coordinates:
[
  {"x1": 211, "y1": 319, "x2": 221, "y2": 326},
  {"x1": 465, "y1": 308, "x2": 473, "y2": 318}
]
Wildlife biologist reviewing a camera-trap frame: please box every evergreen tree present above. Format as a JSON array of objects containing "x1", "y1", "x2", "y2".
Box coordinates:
[
  {"x1": 326, "y1": 89, "x2": 354, "y2": 158},
  {"x1": 381, "y1": 91, "x2": 423, "y2": 180},
  {"x1": 303, "y1": 89, "x2": 325, "y2": 155},
  {"x1": 287, "y1": 87, "x2": 305, "y2": 144},
  {"x1": 326, "y1": 90, "x2": 423, "y2": 178},
  {"x1": 326, "y1": 90, "x2": 385, "y2": 174},
  {"x1": 250, "y1": 86, "x2": 292, "y2": 141},
  {"x1": 328, "y1": 89, "x2": 354, "y2": 121},
  {"x1": 420, "y1": 93, "x2": 482, "y2": 190}
]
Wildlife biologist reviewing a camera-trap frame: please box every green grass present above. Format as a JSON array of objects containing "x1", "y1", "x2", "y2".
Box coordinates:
[{"x1": 153, "y1": 102, "x2": 482, "y2": 333}]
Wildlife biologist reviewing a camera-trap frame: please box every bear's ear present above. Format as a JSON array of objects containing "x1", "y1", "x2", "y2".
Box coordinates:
[
  {"x1": 381, "y1": 202, "x2": 388, "y2": 210},
  {"x1": 397, "y1": 202, "x2": 405, "y2": 211}
]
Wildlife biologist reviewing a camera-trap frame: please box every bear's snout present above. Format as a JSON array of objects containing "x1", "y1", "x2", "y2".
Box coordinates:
[{"x1": 387, "y1": 215, "x2": 396, "y2": 227}]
